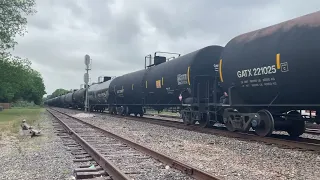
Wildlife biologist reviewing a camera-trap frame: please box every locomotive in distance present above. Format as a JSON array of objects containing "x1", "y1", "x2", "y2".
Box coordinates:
[{"x1": 45, "y1": 10, "x2": 320, "y2": 138}]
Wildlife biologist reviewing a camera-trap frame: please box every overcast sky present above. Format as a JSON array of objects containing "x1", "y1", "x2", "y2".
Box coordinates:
[{"x1": 10, "y1": 0, "x2": 320, "y2": 95}]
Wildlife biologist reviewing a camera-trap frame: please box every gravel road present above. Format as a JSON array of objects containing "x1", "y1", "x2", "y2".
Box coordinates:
[
  {"x1": 0, "y1": 111, "x2": 76, "y2": 180},
  {"x1": 58, "y1": 108, "x2": 320, "y2": 180}
]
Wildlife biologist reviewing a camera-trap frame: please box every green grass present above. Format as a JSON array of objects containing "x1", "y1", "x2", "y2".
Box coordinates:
[{"x1": 0, "y1": 108, "x2": 45, "y2": 135}]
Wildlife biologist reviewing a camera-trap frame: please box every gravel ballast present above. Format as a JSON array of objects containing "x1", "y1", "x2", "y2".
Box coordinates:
[
  {"x1": 57, "y1": 108, "x2": 320, "y2": 180},
  {"x1": 0, "y1": 110, "x2": 76, "y2": 180}
]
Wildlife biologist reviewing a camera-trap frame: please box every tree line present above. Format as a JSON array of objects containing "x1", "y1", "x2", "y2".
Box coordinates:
[
  {"x1": 48, "y1": 89, "x2": 71, "y2": 99},
  {"x1": 0, "y1": 55, "x2": 45, "y2": 104},
  {"x1": 0, "y1": 0, "x2": 46, "y2": 105}
]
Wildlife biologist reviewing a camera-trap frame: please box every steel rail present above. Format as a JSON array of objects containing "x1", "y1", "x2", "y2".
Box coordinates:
[
  {"x1": 145, "y1": 113, "x2": 320, "y2": 135},
  {"x1": 52, "y1": 107, "x2": 320, "y2": 152},
  {"x1": 305, "y1": 128, "x2": 320, "y2": 135},
  {"x1": 49, "y1": 108, "x2": 221, "y2": 180},
  {"x1": 144, "y1": 113, "x2": 181, "y2": 119},
  {"x1": 47, "y1": 109, "x2": 131, "y2": 180},
  {"x1": 114, "y1": 113, "x2": 320, "y2": 153},
  {"x1": 52, "y1": 107, "x2": 320, "y2": 153}
]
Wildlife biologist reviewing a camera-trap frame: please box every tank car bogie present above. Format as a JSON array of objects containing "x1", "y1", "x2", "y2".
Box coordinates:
[
  {"x1": 90, "y1": 105, "x2": 106, "y2": 113},
  {"x1": 109, "y1": 105, "x2": 144, "y2": 117}
]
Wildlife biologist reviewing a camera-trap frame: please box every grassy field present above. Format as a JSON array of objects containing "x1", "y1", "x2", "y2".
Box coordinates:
[{"x1": 0, "y1": 108, "x2": 45, "y2": 136}]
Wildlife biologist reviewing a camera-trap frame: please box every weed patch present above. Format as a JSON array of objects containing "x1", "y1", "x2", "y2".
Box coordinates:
[{"x1": 0, "y1": 108, "x2": 44, "y2": 135}]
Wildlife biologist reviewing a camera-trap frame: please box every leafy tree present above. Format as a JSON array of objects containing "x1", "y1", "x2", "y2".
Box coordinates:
[
  {"x1": 0, "y1": 0, "x2": 44, "y2": 105},
  {"x1": 0, "y1": 0, "x2": 37, "y2": 55},
  {"x1": 51, "y1": 89, "x2": 70, "y2": 98},
  {"x1": 0, "y1": 55, "x2": 46, "y2": 104}
]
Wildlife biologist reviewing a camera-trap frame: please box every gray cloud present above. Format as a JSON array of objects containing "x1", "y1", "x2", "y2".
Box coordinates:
[{"x1": 10, "y1": 0, "x2": 320, "y2": 95}]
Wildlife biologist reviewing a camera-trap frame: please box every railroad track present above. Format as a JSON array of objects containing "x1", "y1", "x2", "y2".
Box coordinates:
[
  {"x1": 52, "y1": 118, "x2": 108, "y2": 179},
  {"x1": 144, "y1": 113, "x2": 180, "y2": 119},
  {"x1": 145, "y1": 113, "x2": 320, "y2": 135},
  {"x1": 47, "y1": 108, "x2": 220, "y2": 180},
  {"x1": 52, "y1": 107, "x2": 320, "y2": 153},
  {"x1": 304, "y1": 128, "x2": 320, "y2": 135},
  {"x1": 106, "y1": 112, "x2": 320, "y2": 153}
]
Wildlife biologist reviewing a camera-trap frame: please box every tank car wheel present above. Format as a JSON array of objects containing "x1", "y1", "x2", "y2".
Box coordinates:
[
  {"x1": 118, "y1": 106, "x2": 125, "y2": 116},
  {"x1": 112, "y1": 107, "x2": 118, "y2": 115},
  {"x1": 110, "y1": 107, "x2": 114, "y2": 115},
  {"x1": 287, "y1": 121, "x2": 305, "y2": 138},
  {"x1": 123, "y1": 106, "x2": 129, "y2": 116},
  {"x1": 286, "y1": 111, "x2": 305, "y2": 138},
  {"x1": 254, "y1": 109, "x2": 274, "y2": 137},
  {"x1": 198, "y1": 112, "x2": 212, "y2": 128},
  {"x1": 182, "y1": 107, "x2": 192, "y2": 125},
  {"x1": 223, "y1": 108, "x2": 236, "y2": 132},
  {"x1": 225, "y1": 116, "x2": 236, "y2": 132}
]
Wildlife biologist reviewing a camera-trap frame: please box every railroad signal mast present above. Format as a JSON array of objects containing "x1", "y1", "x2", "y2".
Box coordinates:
[{"x1": 84, "y1": 54, "x2": 92, "y2": 112}]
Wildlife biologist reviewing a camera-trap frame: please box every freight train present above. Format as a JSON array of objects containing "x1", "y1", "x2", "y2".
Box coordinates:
[{"x1": 45, "y1": 11, "x2": 320, "y2": 138}]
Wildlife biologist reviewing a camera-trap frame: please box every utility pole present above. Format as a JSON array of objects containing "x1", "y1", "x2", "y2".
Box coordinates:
[{"x1": 84, "y1": 54, "x2": 91, "y2": 112}]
